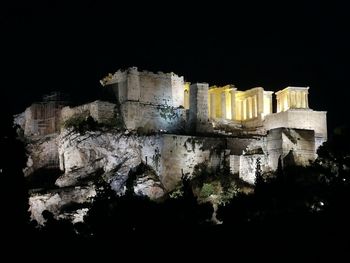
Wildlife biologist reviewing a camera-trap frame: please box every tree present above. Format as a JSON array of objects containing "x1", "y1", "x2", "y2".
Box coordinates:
[{"x1": 254, "y1": 157, "x2": 264, "y2": 188}]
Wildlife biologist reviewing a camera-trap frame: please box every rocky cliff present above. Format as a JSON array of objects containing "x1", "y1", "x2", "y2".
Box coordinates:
[
  {"x1": 15, "y1": 100, "x2": 273, "y2": 226},
  {"x1": 23, "y1": 128, "x2": 168, "y2": 224}
]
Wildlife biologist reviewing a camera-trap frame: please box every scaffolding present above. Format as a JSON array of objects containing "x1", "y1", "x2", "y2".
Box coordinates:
[
  {"x1": 30, "y1": 92, "x2": 70, "y2": 136},
  {"x1": 29, "y1": 92, "x2": 71, "y2": 168}
]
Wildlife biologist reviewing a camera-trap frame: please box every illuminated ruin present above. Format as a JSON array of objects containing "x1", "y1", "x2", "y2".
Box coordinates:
[{"x1": 16, "y1": 67, "x2": 327, "y2": 187}]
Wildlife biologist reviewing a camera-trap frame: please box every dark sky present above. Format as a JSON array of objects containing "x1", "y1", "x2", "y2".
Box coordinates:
[{"x1": 1, "y1": 1, "x2": 349, "y2": 131}]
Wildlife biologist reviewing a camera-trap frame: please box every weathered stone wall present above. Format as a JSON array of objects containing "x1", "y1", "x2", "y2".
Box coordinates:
[
  {"x1": 15, "y1": 102, "x2": 63, "y2": 137},
  {"x1": 171, "y1": 74, "x2": 185, "y2": 107},
  {"x1": 228, "y1": 128, "x2": 316, "y2": 184},
  {"x1": 127, "y1": 67, "x2": 140, "y2": 101},
  {"x1": 139, "y1": 72, "x2": 173, "y2": 105},
  {"x1": 229, "y1": 155, "x2": 240, "y2": 174},
  {"x1": 239, "y1": 154, "x2": 268, "y2": 184},
  {"x1": 61, "y1": 100, "x2": 116, "y2": 124},
  {"x1": 121, "y1": 101, "x2": 186, "y2": 132},
  {"x1": 102, "y1": 68, "x2": 186, "y2": 132},
  {"x1": 228, "y1": 136, "x2": 268, "y2": 184},
  {"x1": 189, "y1": 83, "x2": 211, "y2": 133},
  {"x1": 266, "y1": 128, "x2": 316, "y2": 170},
  {"x1": 264, "y1": 109, "x2": 327, "y2": 140},
  {"x1": 226, "y1": 137, "x2": 261, "y2": 155},
  {"x1": 103, "y1": 68, "x2": 185, "y2": 107},
  {"x1": 160, "y1": 135, "x2": 229, "y2": 190}
]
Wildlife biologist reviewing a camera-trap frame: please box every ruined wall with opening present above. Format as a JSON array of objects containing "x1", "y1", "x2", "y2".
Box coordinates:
[
  {"x1": 15, "y1": 102, "x2": 64, "y2": 137},
  {"x1": 266, "y1": 128, "x2": 316, "y2": 170},
  {"x1": 61, "y1": 100, "x2": 117, "y2": 125}
]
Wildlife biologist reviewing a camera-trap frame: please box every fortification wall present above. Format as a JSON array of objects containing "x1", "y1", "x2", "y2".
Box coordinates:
[
  {"x1": 104, "y1": 68, "x2": 185, "y2": 107},
  {"x1": 226, "y1": 137, "x2": 261, "y2": 155},
  {"x1": 239, "y1": 154, "x2": 268, "y2": 184},
  {"x1": 103, "y1": 68, "x2": 186, "y2": 132},
  {"x1": 61, "y1": 100, "x2": 116, "y2": 124},
  {"x1": 149, "y1": 133, "x2": 275, "y2": 190},
  {"x1": 266, "y1": 128, "x2": 316, "y2": 170},
  {"x1": 139, "y1": 72, "x2": 172, "y2": 105},
  {"x1": 264, "y1": 109, "x2": 327, "y2": 139},
  {"x1": 228, "y1": 136, "x2": 268, "y2": 184},
  {"x1": 160, "y1": 135, "x2": 228, "y2": 190},
  {"x1": 171, "y1": 74, "x2": 185, "y2": 107},
  {"x1": 121, "y1": 101, "x2": 186, "y2": 132},
  {"x1": 189, "y1": 83, "x2": 211, "y2": 133}
]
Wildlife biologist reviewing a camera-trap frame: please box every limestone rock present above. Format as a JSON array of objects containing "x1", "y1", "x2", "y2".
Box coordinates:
[
  {"x1": 133, "y1": 168, "x2": 166, "y2": 200},
  {"x1": 28, "y1": 185, "x2": 96, "y2": 225},
  {"x1": 23, "y1": 134, "x2": 59, "y2": 176},
  {"x1": 57, "y1": 129, "x2": 164, "y2": 195}
]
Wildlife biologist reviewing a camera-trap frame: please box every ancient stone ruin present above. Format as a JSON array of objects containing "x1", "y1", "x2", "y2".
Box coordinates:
[
  {"x1": 15, "y1": 67, "x2": 327, "y2": 224},
  {"x1": 16, "y1": 67, "x2": 327, "y2": 183}
]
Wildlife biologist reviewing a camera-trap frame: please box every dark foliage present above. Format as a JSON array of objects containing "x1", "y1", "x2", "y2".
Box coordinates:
[
  {"x1": 25, "y1": 168, "x2": 62, "y2": 189},
  {"x1": 83, "y1": 175, "x2": 213, "y2": 241}
]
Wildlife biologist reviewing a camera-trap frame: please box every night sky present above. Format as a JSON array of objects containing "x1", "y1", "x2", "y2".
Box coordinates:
[{"x1": 1, "y1": 1, "x2": 349, "y2": 133}]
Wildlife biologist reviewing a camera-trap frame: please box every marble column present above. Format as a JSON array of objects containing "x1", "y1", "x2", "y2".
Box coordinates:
[
  {"x1": 296, "y1": 92, "x2": 301, "y2": 108},
  {"x1": 242, "y1": 99, "x2": 247, "y2": 120},
  {"x1": 230, "y1": 90, "x2": 236, "y2": 120},
  {"x1": 291, "y1": 91, "x2": 296, "y2": 108},
  {"x1": 221, "y1": 92, "x2": 226, "y2": 119},
  {"x1": 305, "y1": 92, "x2": 309, "y2": 108},
  {"x1": 288, "y1": 93, "x2": 291, "y2": 109},
  {"x1": 252, "y1": 95, "x2": 257, "y2": 117},
  {"x1": 210, "y1": 93, "x2": 216, "y2": 119},
  {"x1": 301, "y1": 91, "x2": 306, "y2": 108}
]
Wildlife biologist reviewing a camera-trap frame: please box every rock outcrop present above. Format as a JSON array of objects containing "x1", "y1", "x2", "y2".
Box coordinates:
[{"x1": 28, "y1": 185, "x2": 96, "y2": 225}]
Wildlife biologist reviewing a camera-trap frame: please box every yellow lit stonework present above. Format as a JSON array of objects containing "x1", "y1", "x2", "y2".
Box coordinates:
[
  {"x1": 208, "y1": 85, "x2": 235, "y2": 120},
  {"x1": 190, "y1": 85, "x2": 275, "y2": 123},
  {"x1": 184, "y1": 82, "x2": 190, "y2": 109},
  {"x1": 184, "y1": 82, "x2": 310, "y2": 127},
  {"x1": 232, "y1": 87, "x2": 273, "y2": 121},
  {"x1": 275, "y1": 86, "x2": 309, "y2": 113}
]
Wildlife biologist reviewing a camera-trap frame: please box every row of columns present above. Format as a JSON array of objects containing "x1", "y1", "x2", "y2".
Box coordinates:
[
  {"x1": 277, "y1": 90, "x2": 308, "y2": 112},
  {"x1": 192, "y1": 86, "x2": 307, "y2": 122},
  {"x1": 209, "y1": 90, "x2": 264, "y2": 121},
  {"x1": 240, "y1": 95, "x2": 259, "y2": 120},
  {"x1": 209, "y1": 89, "x2": 236, "y2": 120}
]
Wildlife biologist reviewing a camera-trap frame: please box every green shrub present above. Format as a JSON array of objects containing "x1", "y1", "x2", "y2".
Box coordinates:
[
  {"x1": 169, "y1": 187, "x2": 184, "y2": 199},
  {"x1": 199, "y1": 183, "x2": 215, "y2": 199}
]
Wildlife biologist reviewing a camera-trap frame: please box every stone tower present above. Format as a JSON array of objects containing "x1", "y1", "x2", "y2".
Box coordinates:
[{"x1": 189, "y1": 83, "x2": 211, "y2": 133}]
